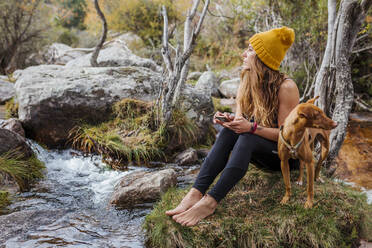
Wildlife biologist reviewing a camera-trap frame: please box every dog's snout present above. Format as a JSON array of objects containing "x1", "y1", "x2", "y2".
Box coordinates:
[{"x1": 332, "y1": 121, "x2": 338, "y2": 128}]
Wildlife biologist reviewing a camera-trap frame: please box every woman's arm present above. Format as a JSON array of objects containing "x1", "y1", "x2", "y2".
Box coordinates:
[
  {"x1": 253, "y1": 79, "x2": 300, "y2": 142},
  {"x1": 234, "y1": 101, "x2": 243, "y2": 119}
]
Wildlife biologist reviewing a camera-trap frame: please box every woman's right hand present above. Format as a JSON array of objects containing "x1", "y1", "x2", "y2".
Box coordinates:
[{"x1": 213, "y1": 111, "x2": 234, "y2": 126}]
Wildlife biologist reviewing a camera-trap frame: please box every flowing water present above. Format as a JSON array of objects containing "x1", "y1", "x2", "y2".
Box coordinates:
[
  {"x1": 1, "y1": 108, "x2": 371, "y2": 247},
  {"x1": 1, "y1": 139, "x2": 153, "y2": 248}
]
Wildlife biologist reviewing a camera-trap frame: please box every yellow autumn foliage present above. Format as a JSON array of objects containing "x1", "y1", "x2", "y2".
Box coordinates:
[{"x1": 84, "y1": 0, "x2": 191, "y2": 46}]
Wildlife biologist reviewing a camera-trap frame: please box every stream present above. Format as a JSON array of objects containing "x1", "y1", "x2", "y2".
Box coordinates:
[
  {"x1": 0, "y1": 120, "x2": 371, "y2": 247},
  {"x1": 1, "y1": 139, "x2": 155, "y2": 248}
]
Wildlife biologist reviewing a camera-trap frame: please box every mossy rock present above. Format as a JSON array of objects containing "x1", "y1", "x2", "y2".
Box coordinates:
[
  {"x1": 67, "y1": 98, "x2": 208, "y2": 169},
  {"x1": 143, "y1": 165, "x2": 372, "y2": 248},
  {"x1": 186, "y1": 79, "x2": 197, "y2": 86},
  {"x1": 212, "y1": 96, "x2": 232, "y2": 113},
  {"x1": 0, "y1": 191, "x2": 10, "y2": 210},
  {"x1": 5, "y1": 98, "x2": 18, "y2": 119}
]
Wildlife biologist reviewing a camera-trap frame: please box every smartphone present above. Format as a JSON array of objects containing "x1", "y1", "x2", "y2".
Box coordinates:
[{"x1": 216, "y1": 116, "x2": 229, "y2": 122}]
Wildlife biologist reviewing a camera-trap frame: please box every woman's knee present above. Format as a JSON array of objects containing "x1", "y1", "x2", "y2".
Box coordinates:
[
  {"x1": 236, "y1": 132, "x2": 259, "y2": 149},
  {"x1": 216, "y1": 126, "x2": 239, "y2": 141}
]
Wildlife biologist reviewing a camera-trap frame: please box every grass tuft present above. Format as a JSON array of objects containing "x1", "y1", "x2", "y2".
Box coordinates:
[
  {"x1": 0, "y1": 146, "x2": 45, "y2": 192},
  {"x1": 0, "y1": 146, "x2": 45, "y2": 211},
  {"x1": 143, "y1": 165, "x2": 372, "y2": 248},
  {"x1": 66, "y1": 98, "x2": 207, "y2": 169}
]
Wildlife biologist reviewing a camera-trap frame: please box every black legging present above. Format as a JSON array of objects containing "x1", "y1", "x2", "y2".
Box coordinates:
[{"x1": 192, "y1": 126, "x2": 300, "y2": 203}]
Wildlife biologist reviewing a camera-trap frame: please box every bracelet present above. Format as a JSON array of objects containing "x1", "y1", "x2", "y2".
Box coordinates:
[{"x1": 249, "y1": 121, "x2": 258, "y2": 133}]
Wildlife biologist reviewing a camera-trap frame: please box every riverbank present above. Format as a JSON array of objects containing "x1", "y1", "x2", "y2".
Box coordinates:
[{"x1": 144, "y1": 165, "x2": 372, "y2": 248}]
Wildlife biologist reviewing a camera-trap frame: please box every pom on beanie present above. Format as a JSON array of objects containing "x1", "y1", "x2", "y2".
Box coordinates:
[
  {"x1": 248, "y1": 26, "x2": 295, "y2": 71},
  {"x1": 274, "y1": 27, "x2": 295, "y2": 47}
]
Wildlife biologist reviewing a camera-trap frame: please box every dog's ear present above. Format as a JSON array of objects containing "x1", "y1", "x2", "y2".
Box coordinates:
[
  {"x1": 298, "y1": 105, "x2": 315, "y2": 119},
  {"x1": 299, "y1": 111, "x2": 307, "y2": 119},
  {"x1": 306, "y1": 96, "x2": 319, "y2": 104}
]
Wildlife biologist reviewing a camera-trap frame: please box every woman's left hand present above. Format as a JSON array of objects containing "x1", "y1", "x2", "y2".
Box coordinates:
[{"x1": 223, "y1": 116, "x2": 252, "y2": 134}]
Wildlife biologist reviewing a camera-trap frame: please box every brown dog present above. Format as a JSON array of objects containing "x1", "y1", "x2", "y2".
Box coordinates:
[{"x1": 277, "y1": 96, "x2": 338, "y2": 208}]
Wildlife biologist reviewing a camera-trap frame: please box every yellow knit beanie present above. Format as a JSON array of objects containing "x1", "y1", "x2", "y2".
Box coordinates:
[{"x1": 248, "y1": 26, "x2": 295, "y2": 71}]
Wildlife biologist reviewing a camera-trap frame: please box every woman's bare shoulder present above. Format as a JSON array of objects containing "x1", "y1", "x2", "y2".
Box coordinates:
[{"x1": 278, "y1": 78, "x2": 299, "y2": 103}]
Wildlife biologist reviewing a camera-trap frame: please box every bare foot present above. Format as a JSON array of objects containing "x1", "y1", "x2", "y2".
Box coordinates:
[
  {"x1": 172, "y1": 194, "x2": 218, "y2": 227},
  {"x1": 165, "y1": 187, "x2": 203, "y2": 216}
]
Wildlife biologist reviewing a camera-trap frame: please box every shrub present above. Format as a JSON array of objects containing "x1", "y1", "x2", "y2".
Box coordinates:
[{"x1": 57, "y1": 30, "x2": 80, "y2": 47}]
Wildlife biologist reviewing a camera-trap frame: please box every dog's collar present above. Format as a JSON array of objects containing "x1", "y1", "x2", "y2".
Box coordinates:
[{"x1": 279, "y1": 125, "x2": 305, "y2": 159}]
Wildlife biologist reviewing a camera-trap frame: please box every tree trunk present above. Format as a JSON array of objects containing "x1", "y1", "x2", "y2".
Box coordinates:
[
  {"x1": 158, "y1": 0, "x2": 210, "y2": 127},
  {"x1": 90, "y1": 0, "x2": 107, "y2": 67},
  {"x1": 313, "y1": 0, "x2": 372, "y2": 175}
]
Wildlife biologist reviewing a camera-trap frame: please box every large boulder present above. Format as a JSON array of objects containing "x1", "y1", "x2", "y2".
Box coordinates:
[
  {"x1": 65, "y1": 39, "x2": 160, "y2": 72},
  {"x1": 110, "y1": 168, "x2": 177, "y2": 208},
  {"x1": 0, "y1": 80, "x2": 15, "y2": 104},
  {"x1": 194, "y1": 71, "x2": 220, "y2": 97},
  {"x1": 218, "y1": 78, "x2": 240, "y2": 98},
  {"x1": 14, "y1": 64, "x2": 214, "y2": 148}
]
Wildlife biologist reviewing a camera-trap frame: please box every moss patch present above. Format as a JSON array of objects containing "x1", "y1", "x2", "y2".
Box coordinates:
[
  {"x1": 186, "y1": 79, "x2": 198, "y2": 86},
  {"x1": 5, "y1": 97, "x2": 18, "y2": 119},
  {"x1": 212, "y1": 96, "x2": 232, "y2": 113},
  {"x1": 143, "y1": 165, "x2": 372, "y2": 248},
  {"x1": 67, "y1": 98, "x2": 207, "y2": 169},
  {"x1": 0, "y1": 191, "x2": 10, "y2": 211}
]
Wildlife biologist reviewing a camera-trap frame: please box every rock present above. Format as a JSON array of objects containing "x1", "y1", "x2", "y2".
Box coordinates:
[
  {"x1": 112, "y1": 32, "x2": 145, "y2": 51},
  {"x1": 0, "y1": 210, "x2": 65, "y2": 244},
  {"x1": 0, "y1": 80, "x2": 15, "y2": 104},
  {"x1": 217, "y1": 66, "x2": 242, "y2": 81},
  {"x1": 218, "y1": 78, "x2": 240, "y2": 98},
  {"x1": 173, "y1": 148, "x2": 198, "y2": 166},
  {"x1": 219, "y1": 98, "x2": 237, "y2": 113},
  {"x1": 187, "y1": 71, "x2": 202, "y2": 81},
  {"x1": 194, "y1": 71, "x2": 220, "y2": 97},
  {"x1": 110, "y1": 168, "x2": 177, "y2": 208},
  {"x1": 0, "y1": 105, "x2": 6, "y2": 120},
  {"x1": 65, "y1": 38, "x2": 160, "y2": 72},
  {"x1": 26, "y1": 43, "x2": 88, "y2": 66},
  {"x1": 334, "y1": 112, "x2": 372, "y2": 190},
  {"x1": 0, "y1": 128, "x2": 33, "y2": 159},
  {"x1": 177, "y1": 166, "x2": 201, "y2": 187},
  {"x1": 196, "y1": 148, "x2": 210, "y2": 159},
  {"x1": 0, "y1": 118, "x2": 26, "y2": 137},
  {"x1": 14, "y1": 64, "x2": 214, "y2": 148}
]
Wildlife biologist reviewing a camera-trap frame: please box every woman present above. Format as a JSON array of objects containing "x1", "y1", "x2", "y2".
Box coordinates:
[{"x1": 165, "y1": 26, "x2": 300, "y2": 227}]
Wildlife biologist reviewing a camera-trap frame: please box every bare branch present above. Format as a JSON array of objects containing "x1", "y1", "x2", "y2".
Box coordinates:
[
  {"x1": 361, "y1": 0, "x2": 372, "y2": 12},
  {"x1": 161, "y1": 5, "x2": 173, "y2": 74},
  {"x1": 352, "y1": 45, "x2": 372, "y2": 53},
  {"x1": 90, "y1": 0, "x2": 108, "y2": 67},
  {"x1": 194, "y1": 0, "x2": 210, "y2": 39}
]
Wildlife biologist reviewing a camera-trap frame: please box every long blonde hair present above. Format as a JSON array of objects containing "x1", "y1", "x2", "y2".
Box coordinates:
[{"x1": 236, "y1": 54, "x2": 286, "y2": 128}]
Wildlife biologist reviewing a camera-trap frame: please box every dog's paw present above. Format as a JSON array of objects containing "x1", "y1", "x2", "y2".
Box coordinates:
[
  {"x1": 280, "y1": 196, "x2": 290, "y2": 204},
  {"x1": 295, "y1": 180, "x2": 303, "y2": 186},
  {"x1": 304, "y1": 200, "x2": 313, "y2": 209}
]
